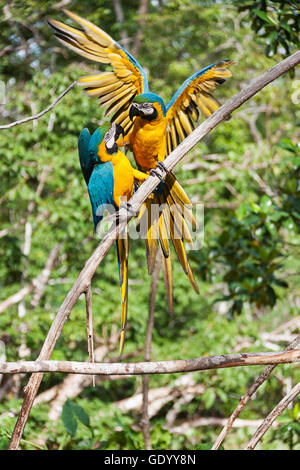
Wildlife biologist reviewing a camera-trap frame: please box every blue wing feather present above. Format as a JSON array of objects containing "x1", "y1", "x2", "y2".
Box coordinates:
[
  {"x1": 118, "y1": 46, "x2": 149, "y2": 93},
  {"x1": 166, "y1": 61, "x2": 226, "y2": 113},
  {"x1": 78, "y1": 127, "x2": 108, "y2": 184},
  {"x1": 88, "y1": 127, "x2": 106, "y2": 159},
  {"x1": 78, "y1": 128, "x2": 92, "y2": 184},
  {"x1": 88, "y1": 162, "x2": 115, "y2": 229}
]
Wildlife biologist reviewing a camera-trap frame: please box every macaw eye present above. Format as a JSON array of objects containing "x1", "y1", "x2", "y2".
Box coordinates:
[
  {"x1": 104, "y1": 128, "x2": 114, "y2": 142},
  {"x1": 106, "y1": 136, "x2": 115, "y2": 149}
]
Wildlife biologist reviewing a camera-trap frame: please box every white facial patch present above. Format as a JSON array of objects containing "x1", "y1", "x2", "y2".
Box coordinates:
[
  {"x1": 140, "y1": 103, "x2": 154, "y2": 115},
  {"x1": 106, "y1": 135, "x2": 115, "y2": 149},
  {"x1": 104, "y1": 124, "x2": 116, "y2": 148}
]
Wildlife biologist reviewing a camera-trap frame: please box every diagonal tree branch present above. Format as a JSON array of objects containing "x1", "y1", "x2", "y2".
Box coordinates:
[
  {"x1": 0, "y1": 81, "x2": 77, "y2": 130},
  {"x1": 245, "y1": 380, "x2": 300, "y2": 450},
  {"x1": 8, "y1": 50, "x2": 300, "y2": 450},
  {"x1": 212, "y1": 334, "x2": 300, "y2": 450}
]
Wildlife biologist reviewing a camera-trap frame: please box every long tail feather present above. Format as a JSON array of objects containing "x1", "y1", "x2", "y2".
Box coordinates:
[
  {"x1": 156, "y1": 192, "x2": 170, "y2": 258},
  {"x1": 161, "y1": 250, "x2": 174, "y2": 315},
  {"x1": 164, "y1": 174, "x2": 198, "y2": 231},
  {"x1": 145, "y1": 195, "x2": 159, "y2": 275},
  {"x1": 163, "y1": 174, "x2": 199, "y2": 294},
  {"x1": 136, "y1": 173, "x2": 199, "y2": 311},
  {"x1": 116, "y1": 225, "x2": 129, "y2": 355}
]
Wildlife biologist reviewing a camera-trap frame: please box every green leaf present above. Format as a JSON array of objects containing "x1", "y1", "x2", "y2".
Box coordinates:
[
  {"x1": 202, "y1": 389, "x2": 216, "y2": 409},
  {"x1": 280, "y1": 22, "x2": 292, "y2": 34},
  {"x1": 70, "y1": 402, "x2": 90, "y2": 428},
  {"x1": 266, "y1": 285, "x2": 277, "y2": 307},
  {"x1": 61, "y1": 399, "x2": 77, "y2": 437},
  {"x1": 277, "y1": 142, "x2": 297, "y2": 153},
  {"x1": 253, "y1": 9, "x2": 278, "y2": 27},
  {"x1": 260, "y1": 195, "x2": 273, "y2": 213},
  {"x1": 196, "y1": 443, "x2": 213, "y2": 450}
]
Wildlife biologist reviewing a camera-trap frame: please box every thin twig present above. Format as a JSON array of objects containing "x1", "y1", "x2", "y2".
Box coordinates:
[
  {"x1": 85, "y1": 284, "x2": 95, "y2": 387},
  {"x1": 245, "y1": 380, "x2": 300, "y2": 450},
  {"x1": 168, "y1": 417, "x2": 278, "y2": 434},
  {"x1": 8, "y1": 50, "x2": 300, "y2": 450},
  {"x1": 1, "y1": 349, "x2": 300, "y2": 375},
  {"x1": 0, "y1": 81, "x2": 77, "y2": 130},
  {"x1": 212, "y1": 334, "x2": 300, "y2": 450},
  {"x1": 141, "y1": 250, "x2": 162, "y2": 450}
]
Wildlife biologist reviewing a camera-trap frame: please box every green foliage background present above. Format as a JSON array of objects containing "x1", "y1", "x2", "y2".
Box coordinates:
[{"x1": 0, "y1": 0, "x2": 299, "y2": 450}]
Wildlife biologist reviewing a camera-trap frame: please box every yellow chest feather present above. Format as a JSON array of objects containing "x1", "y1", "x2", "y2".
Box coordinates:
[
  {"x1": 130, "y1": 118, "x2": 167, "y2": 171},
  {"x1": 111, "y1": 153, "x2": 134, "y2": 207}
]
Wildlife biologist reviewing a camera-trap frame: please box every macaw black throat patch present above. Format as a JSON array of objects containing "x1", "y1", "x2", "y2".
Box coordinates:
[
  {"x1": 144, "y1": 107, "x2": 158, "y2": 121},
  {"x1": 105, "y1": 142, "x2": 118, "y2": 155}
]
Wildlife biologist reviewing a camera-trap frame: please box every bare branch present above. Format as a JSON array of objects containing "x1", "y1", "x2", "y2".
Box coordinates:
[
  {"x1": 0, "y1": 82, "x2": 77, "y2": 130},
  {"x1": 212, "y1": 334, "x2": 300, "y2": 450},
  {"x1": 1, "y1": 349, "x2": 300, "y2": 375},
  {"x1": 8, "y1": 49, "x2": 300, "y2": 450},
  {"x1": 245, "y1": 380, "x2": 300, "y2": 450},
  {"x1": 0, "y1": 285, "x2": 34, "y2": 315},
  {"x1": 168, "y1": 417, "x2": 276, "y2": 434}
]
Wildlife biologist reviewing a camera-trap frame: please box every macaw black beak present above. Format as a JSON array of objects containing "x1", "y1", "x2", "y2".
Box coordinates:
[
  {"x1": 129, "y1": 103, "x2": 141, "y2": 121},
  {"x1": 114, "y1": 123, "x2": 125, "y2": 140}
]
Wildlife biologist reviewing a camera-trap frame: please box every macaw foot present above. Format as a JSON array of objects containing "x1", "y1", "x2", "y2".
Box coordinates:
[
  {"x1": 119, "y1": 202, "x2": 138, "y2": 219},
  {"x1": 149, "y1": 161, "x2": 169, "y2": 181}
]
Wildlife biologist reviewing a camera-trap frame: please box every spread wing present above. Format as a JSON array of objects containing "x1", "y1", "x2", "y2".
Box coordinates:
[
  {"x1": 48, "y1": 9, "x2": 149, "y2": 134},
  {"x1": 165, "y1": 60, "x2": 235, "y2": 155}
]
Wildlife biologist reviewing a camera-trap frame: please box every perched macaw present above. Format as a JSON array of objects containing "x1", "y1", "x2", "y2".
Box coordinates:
[
  {"x1": 78, "y1": 121, "x2": 147, "y2": 354},
  {"x1": 48, "y1": 10, "x2": 234, "y2": 312}
]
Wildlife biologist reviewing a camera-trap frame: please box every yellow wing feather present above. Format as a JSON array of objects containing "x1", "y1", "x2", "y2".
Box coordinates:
[
  {"x1": 166, "y1": 60, "x2": 235, "y2": 153},
  {"x1": 48, "y1": 10, "x2": 147, "y2": 133}
]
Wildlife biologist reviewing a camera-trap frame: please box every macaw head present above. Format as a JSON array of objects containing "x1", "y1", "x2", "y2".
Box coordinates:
[
  {"x1": 103, "y1": 122, "x2": 125, "y2": 155},
  {"x1": 129, "y1": 93, "x2": 166, "y2": 121}
]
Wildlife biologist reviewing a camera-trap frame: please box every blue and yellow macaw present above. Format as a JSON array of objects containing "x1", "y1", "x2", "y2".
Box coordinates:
[
  {"x1": 49, "y1": 10, "x2": 234, "y2": 312},
  {"x1": 78, "y1": 121, "x2": 147, "y2": 353}
]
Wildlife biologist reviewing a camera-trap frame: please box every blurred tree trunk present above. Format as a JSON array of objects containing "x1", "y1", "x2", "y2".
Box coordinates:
[
  {"x1": 112, "y1": 0, "x2": 129, "y2": 45},
  {"x1": 132, "y1": 0, "x2": 149, "y2": 56}
]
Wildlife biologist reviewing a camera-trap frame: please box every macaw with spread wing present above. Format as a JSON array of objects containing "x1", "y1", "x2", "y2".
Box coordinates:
[
  {"x1": 49, "y1": 9, "x2": 234, "y2": 312},
  {"x1": 78, "y1": 121, "x2": 147, "y2": 354}
]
